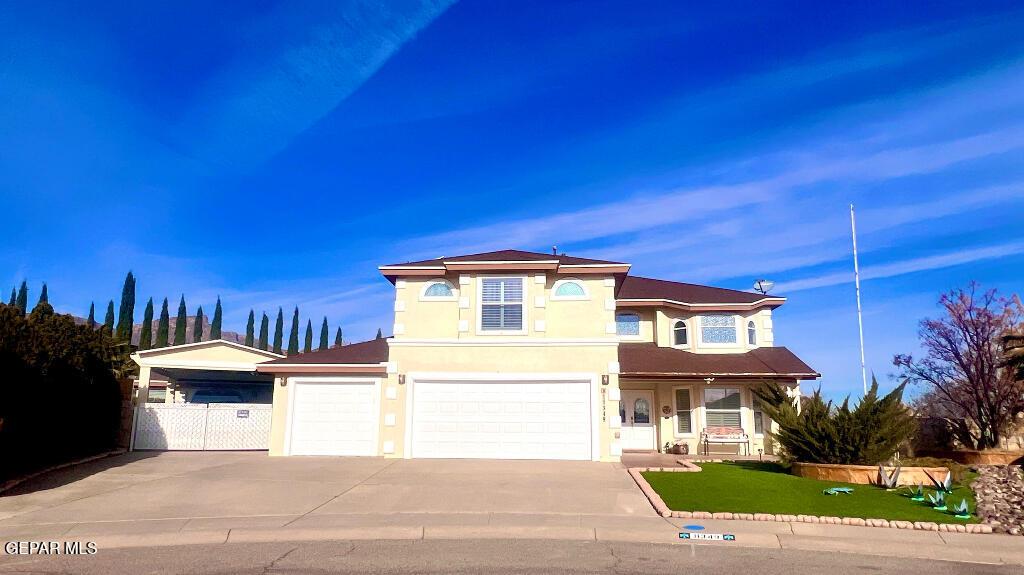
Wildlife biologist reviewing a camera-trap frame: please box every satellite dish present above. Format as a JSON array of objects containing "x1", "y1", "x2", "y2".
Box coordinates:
[{"x1": 753, "y1": 279, "x2": 775, "y2": 295}]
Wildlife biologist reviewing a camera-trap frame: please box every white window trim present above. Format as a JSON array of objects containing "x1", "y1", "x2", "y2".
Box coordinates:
[
  {"x1": 672, "y1": 385, "x2": 696, "y2": 437},
  {"x1": 702, "y1": 386, "x2": 745, "y2": 432},
  {"x1": 475, "y1": 275, "x2": 528, "y2": 335},
  {"x1": 614, "y1": 312, "x2": 643, "y2": 340},
  {"x1": 698, "y1": 314, "x2": 741, "y2": 347},
  {"x1": 672, "y1": 319, "x2": 689, "y2": 348},
  {"x1": 550, "y1": 278, "x2": 590, "y2": 301},
  {"x1": 419, "y1": 279, "x2": 457, "y2": 301},
  {"x1": 751, "y1": 390, "x2": 766, "y2": 437},
  {"x1": 746, "y1": 319, "x2": 757, "y2": 347}
]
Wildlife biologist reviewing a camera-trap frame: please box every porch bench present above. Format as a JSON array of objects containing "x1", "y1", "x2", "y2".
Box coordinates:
[{"x1": 700, "y1": 426, "x2": 750, "y2": 456}]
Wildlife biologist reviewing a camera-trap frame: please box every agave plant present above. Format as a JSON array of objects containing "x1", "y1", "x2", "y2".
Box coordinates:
[
  {"x1": 907, "y1": 483, "x2": 925, "y2": 502},
  {"x1": 927, "y1": 490, "x2": 947, "y2": 511},
  {"x1": 878, "y1": 464, "x2": 901, "y2": 489},
  {"x1": 923, "y1": 469, "x2": 954, "y2": 493},
  {"x1": 952, "y1": 498, "x2": 971, "y2": 519}
]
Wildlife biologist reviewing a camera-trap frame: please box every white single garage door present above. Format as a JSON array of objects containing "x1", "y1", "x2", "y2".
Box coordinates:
[
  {"x1": 411, "y1": 379, "x2": 592, "y2": 460},
  {"x1": 288, "y1": 379, "x2": 379, "y2": 456}
]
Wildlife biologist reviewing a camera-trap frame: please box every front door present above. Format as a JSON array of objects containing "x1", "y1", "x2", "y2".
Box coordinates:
[{"x1": 620, "y1": 391, "x2": 656, "y2": 450}]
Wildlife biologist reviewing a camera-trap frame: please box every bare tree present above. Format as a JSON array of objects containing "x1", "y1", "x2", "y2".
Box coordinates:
[{"x1": 893, "y1": 283, "x2": 1024, "y2": 449}]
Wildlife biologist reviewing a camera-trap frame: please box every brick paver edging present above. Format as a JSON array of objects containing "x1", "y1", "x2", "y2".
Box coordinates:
[
  {"x1": 0, "y1": 449, "x2": 127, "y2": 495},
  {"x1": 627, "y1": 466, "x2": 994, "y2": 534}
]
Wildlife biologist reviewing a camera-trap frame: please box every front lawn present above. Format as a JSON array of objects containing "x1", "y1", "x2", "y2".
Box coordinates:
[{"x1": 642, "y1": 462, "x2": 978, "y2": 523}]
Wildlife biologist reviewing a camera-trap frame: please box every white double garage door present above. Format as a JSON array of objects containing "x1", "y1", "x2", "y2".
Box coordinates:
[{"x1": 286, "y1": 377, "x2": 595, "y2": 460}]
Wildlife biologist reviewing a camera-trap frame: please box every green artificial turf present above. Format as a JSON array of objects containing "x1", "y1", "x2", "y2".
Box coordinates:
[{"x1": 642, "y1": 462, "x2": 978, "y2": 523}]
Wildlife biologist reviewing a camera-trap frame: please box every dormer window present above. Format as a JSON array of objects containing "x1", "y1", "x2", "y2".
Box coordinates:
[
  {"x1": 551, "y1": 278, "x2": 588, "y2": 300},
  {"x1": 673, "y1": 320, "x2": 688, "y2": 346},
  {"x1": 747, "y1": 320, "x2": 757, "y2": 345},
  {"x1": 615, "y1": 313, "x2": 640, "y2": 336},
  {"x1": 421, "y1": 280, "x2": 456, "y2": 300}
]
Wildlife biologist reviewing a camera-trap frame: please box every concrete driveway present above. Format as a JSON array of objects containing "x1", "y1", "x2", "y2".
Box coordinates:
[{"x1": 0, "y1": 452, "x2": 654, "y2": 533}]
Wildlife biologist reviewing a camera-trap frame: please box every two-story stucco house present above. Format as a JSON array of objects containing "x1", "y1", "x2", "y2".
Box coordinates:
[{"x1": 257, "y1": 249, "x2": 818, "y2": 461}]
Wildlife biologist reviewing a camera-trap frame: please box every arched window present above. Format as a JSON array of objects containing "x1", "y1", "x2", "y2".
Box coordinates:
[
  {"x1": 421, "y1": 280, "x2": 456, "y2": 300},
  {"x1": 551, "y1": 278, "x2": 588, "y2": 300},
  {"x1": 616, "y1": 313, "x2": 640, "y2": 336},
  {"x1": 747, "y1": 320, "x2": 757, "y2": 345},
  {"x1": 632, "y1": 397, "x2": 650, "y2": 424},
  {"x1": 673, "y1": 320, "x2": 688, "y2": 346}
]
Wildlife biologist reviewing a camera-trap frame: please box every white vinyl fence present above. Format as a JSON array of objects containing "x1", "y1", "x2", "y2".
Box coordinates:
[{"x1": 131, "y1": 403, "x2": 272, "y2": 451}]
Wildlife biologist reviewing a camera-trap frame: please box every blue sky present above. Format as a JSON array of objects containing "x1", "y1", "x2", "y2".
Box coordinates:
[{"x1": 2, "y1": 1, "x2": 1023, "y2": 399}]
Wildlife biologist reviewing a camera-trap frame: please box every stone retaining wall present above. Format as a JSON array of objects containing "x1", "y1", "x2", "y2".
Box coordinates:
[
  {"x1": 791, "y1": 462, "x2": 949, "y2": 486},
  {"x1": 973, "y1": 465, "x2": 1024, "y2": 535}
]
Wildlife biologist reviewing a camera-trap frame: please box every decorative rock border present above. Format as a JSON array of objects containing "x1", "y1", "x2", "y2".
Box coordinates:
[{"x1": 628, "y1": 466, "x2": 994, "y2": 534}]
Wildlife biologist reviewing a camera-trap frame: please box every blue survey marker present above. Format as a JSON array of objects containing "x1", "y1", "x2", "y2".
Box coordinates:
[{"x1": 682, "y1": 524, "x2": 705, "y2": 530}]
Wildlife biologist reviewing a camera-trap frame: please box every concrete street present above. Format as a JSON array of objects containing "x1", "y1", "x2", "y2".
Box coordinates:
[
  {"x1": 1, "y1": 539, "x2": 1020, "y2": 575},
  {"x1": 2, "y1": 452, "x2": 1024, "y2": 571}
]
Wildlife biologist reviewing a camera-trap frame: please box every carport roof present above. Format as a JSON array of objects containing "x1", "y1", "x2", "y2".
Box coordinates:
[
  {"x1": 256, "y1": 338, "x2": 390, "y2": 374},
  {"x1": 618, "y1": 343, "x2": 819, "y2": 380}
]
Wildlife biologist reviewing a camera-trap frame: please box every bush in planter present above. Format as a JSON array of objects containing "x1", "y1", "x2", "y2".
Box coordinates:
[{"x1": 753, "y1": 377, "x2": 916, "y2": 465}]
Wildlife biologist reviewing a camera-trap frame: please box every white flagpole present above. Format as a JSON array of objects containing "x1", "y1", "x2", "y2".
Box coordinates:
[{"x1": 850, "y1": 204, "x2": 868, "y2": 395}]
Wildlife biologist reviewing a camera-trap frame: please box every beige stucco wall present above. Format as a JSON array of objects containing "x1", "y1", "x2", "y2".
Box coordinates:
[
  {"x1": 618, "y1": 378, "x2": 778, "y2": 455},
  {"x1": 617, "y1": 308, "x2": 775, "y2": 354},
  {"x1": 394, "y1": 273, "x2": 617, "y2": 340}
]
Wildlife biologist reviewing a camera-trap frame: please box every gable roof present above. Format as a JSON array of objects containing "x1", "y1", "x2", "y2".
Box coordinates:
[
  {"x1": 616, "y1": 276, "x2": 785, "y2": 309},
  {"x1": 132, "y1": 339, "x2": 285, "y2": 360},
  {"x1": 618, "y1": 343, "x2": 818, "y2": 379},
  {"x1": 259, "y1": 337, "x2": 390, "y2": 366},
  {"x1": 383, "y1": 249, "x2": 625, "y2": 268}
]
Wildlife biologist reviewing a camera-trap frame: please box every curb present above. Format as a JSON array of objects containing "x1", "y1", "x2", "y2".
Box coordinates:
[
  {"x1": 630, "y1": 467, "x2": 995, "y2": 534},
  {"x1": 0, "y1": 449, "x2": 127, "y2": 496}
]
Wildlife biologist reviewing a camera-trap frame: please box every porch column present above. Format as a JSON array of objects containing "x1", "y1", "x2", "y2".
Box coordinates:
[{"x1": 136, "y1": 365, "x2": 151, "y2": 405}]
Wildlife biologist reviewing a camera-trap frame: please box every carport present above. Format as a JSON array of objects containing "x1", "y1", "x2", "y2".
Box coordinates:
[{"x1": 130, "y1": 340, "x2": 284, "y2": 451}]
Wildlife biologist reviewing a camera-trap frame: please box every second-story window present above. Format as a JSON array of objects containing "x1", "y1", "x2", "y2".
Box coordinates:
[
  {"x1": 551, "y1": 278, "x2": 587, "y2": 300},
  {"x1": 480, "y1": 277, "x2": 524, "y2": 332},
  {"x1": 747, "y1": 320, "x2": 757, "y2": 345},
  {"x1": 615, "y1": 313, "x2": 640, "y2": 336},
  {"x1": 673, "y1": 320, "x2": 688, "y2": 346},
  {"x1": 700, "y1": 314, "x2": 737, "y2": 344},
  {"x1": 422, "y1": 280, "x2": 455, "y2": 299}
]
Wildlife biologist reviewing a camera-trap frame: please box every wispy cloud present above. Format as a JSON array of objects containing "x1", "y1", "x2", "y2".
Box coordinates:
[
  {"x1": 177, "y1": 1, "x2": 455, "y2": 167},
  {"x1": 775, "y1": 241, "x2": 1024, "y2": 293}
]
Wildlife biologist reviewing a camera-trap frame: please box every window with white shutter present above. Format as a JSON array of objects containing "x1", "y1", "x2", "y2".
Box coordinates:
[{"x1": 479, "y1": 277, "x2": 525, "y2": 333}]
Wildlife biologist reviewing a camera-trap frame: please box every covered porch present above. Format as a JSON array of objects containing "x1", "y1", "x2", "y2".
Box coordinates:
[{"x1": 617, "y1": 343, "x2": 819, "y2": 456}]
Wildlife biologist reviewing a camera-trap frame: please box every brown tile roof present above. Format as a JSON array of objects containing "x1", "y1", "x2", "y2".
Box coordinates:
[
  {"x1": 618, "y1": 343, "x2": 819, "y2": 379},
  {"x1": 617, "y1": 276, "x2": 779, "y2": 304},
  {"x1": 384, "y1": 249, "x2": 625, "y2": 267},
  {"x1": 260, "y1": 337, "x2": 389, "y2": 365}
]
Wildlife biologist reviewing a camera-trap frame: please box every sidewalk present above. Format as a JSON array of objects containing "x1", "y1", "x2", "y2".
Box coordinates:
[{"x1": 3, "y1": 512, "x2": 1023, "y2": 566}]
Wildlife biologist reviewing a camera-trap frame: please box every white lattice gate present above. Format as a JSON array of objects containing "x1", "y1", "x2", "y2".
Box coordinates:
[{"x1": 131, "y1": 404, "x2": 272, "y2": 451}]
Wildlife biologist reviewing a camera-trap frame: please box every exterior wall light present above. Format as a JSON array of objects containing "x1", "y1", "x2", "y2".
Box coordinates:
[
  {"x1": 398, "y1": 374, "x2": 406, "y2": 385},
  {"x1": 601, "y1": 375, "x2": 609, "y2": 386}
]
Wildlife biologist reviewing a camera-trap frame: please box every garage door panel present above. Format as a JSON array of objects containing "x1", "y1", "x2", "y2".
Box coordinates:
[
  {"x1": 289, "y1": 381, "x2": 378, "y2": 456},
  {"x1": 412, "y1": 380, "x2": 592, "y2": 460}
]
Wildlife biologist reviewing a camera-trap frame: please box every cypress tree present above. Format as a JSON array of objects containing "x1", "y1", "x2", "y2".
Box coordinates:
[
  {"x1": 245, "y1": 310, "x2": 255, "y2": 347},
  {"x1": 287, "y1": 307, "x2": 300, "y2": 355},
  {"x1": 38, "y1": 283, "x2": 48, "y2": 305},
  {"x1": 210, "y1": 297, "x2": 223, "y2": 340},
  {"x1": 376, "y1": 328, "x2": 383, "y2": 339},
  {"x1": 335, "y1": 327, "x2": 343, "y2": 347},
  {"x1": 31, "y1": 284, "x2": 53, "y2": 316},
  {"x1": 304, "y1": 319, "x2": 313, "y2": 353},
  {"x1": 7, "y1": 287, "x2": 14, "y2": 306},
  {"x1": 87, "y1": 302, "x2": 96, "y2": 328},
  {"x1": 259, "y1": 312, "x2": 270, "y2": 350},
  {"x1": 319, "y1": 317, "x2": 329, "y2": 351},
  {"x1": 103, "y1": 300, "x2": 115, "y2": 335},
  {"x1": 173, "y1": 296, "x2": 187, "y2": 345},
  {"x1": 272, "y1": 308, "x2": 284, "y2": 354},
  {"x1": 16, "y1": 280, "x2": 28, "y2": 315},
  {"x1": 115, "y1": 271, "x2": 136, "y2": 342},
  {"x1": 138, "y1": 298, "x2": 154, "y2": 350},
  {"x1": 156, "y1": 298, "x2": 170, "y2": 347},
  {"x1": 193, "y1": 305, "x2": 204, "y2": 343}
]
